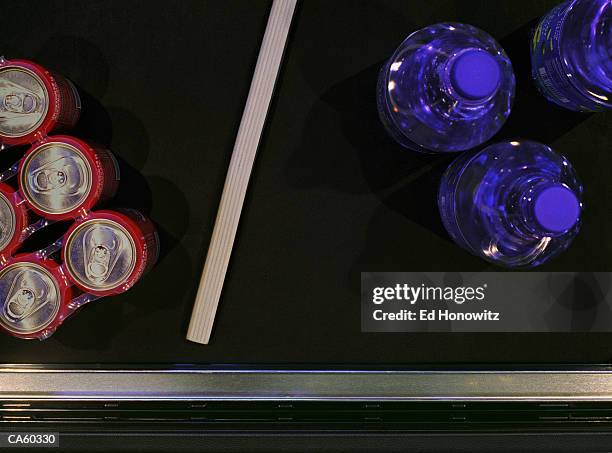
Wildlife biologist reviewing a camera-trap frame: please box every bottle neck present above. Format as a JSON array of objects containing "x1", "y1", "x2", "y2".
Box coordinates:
[{"x1": 518, "y1": 182, "x2": 581, "y2": 237}]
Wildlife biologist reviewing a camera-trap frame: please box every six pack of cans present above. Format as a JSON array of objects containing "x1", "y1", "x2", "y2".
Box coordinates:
[{"x1": 0, "y1": 58, "x2": 159, "y2": 340}]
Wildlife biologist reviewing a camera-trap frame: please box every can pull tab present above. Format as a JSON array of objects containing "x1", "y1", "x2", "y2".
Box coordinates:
[
  {"x1": 0, "y1": 76, "x2": 45, "y2": 119},
  {"x1": 88, "y1": 245, "x2": 112, "y2": 279},
  {"x1": 32, "y1": 168, "x2": 68, "y2": 192},
  {"x1": 4, "y1": 271, "x2": 49, "y2": 322},
  {"x1": 29, "y1": 156, "x2": 87, "y2": 197},
  {"x1": 5, "y1": 288, "x2": 38, "y2": 321},
  {"x1": 2, "y1": 92, "x2": 42, "y2": 114},
  {"x1": 84, "y1": 234, "x2": 119, "y2": 283}
]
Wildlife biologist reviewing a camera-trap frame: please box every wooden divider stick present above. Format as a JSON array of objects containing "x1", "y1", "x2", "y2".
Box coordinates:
[{"x1": 187, "y1": 0, "x2": 298, "y2": 344}]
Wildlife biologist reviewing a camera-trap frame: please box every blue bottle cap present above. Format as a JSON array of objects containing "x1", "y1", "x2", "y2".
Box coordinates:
[
  {"x1": 450, "y1": 49, "x2": 501, "y2": 100},
  {"x1": 534, "y1": 184, "x2": 581, "y2": 233}
]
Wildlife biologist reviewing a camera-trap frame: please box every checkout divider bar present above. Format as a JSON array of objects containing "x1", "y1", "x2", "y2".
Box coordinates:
[{"x1": 1, "y1": 367, "x2": 612, "y2": 401}]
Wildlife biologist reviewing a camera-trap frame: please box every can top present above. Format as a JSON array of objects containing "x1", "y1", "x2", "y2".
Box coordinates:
[
  {"x1": 20, "y1": 140, "x2": 93, "y2": 215},
  {"x1": 0, "y1": 191, "x2": 16, "y2": 253},
  {"x1": 64, "y1": 217, "x2": 137, "y2": 292},
  {"x1": 0, "y1": 65, "x2": 49, "y2": 138},
  {"x1": 0, "y1": 261, "x2": 60, "y2": 335}
]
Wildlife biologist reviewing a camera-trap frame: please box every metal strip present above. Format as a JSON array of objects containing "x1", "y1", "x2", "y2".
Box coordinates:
[{"x1": 1, "y1": 368, "x2": 612, "y2": 401}]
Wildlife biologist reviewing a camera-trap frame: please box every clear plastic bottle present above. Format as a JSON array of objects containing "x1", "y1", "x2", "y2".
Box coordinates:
[
  {"x1": 377, "y1": 23, "x2": 515, "y2": 153},
  {"x1": 438, "y1": 141, "x2": 583, "y2": 268},
  {"x1": 531, "y1": 0, "x2": 611, "y2": 112}
]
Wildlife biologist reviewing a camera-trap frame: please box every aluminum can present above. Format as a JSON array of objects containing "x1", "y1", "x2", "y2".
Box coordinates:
[
  {"x1": 0, "y1": 255, "x2": 73, "y2": 339},
  {"x1": 0, "y1": 183, "x2": 30, "y2": 256},
  {"x1": 62, "y1": 209, "x2": 159, "y2": 296},
  {"x1": 0, "y1": 59, "x2": 81, "y2": 145},
  {"x1": 19, "y1": 135, "x2": 120, "y2": 221}
]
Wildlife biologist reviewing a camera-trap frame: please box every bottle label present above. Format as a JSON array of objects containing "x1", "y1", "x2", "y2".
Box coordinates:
[{"x1": 531, "y1": 1, "x2": 603, "y2": 112}]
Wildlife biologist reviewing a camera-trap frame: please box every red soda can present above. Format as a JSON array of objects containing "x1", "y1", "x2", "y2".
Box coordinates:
[
  {"x1": 0, "y1": 183, "x2": 30, "y2": 256},
  {"x1": 0, "y1": 253, "x2": 74, "y2": 340},
  {"x1": 0, "y1": 59, "x2": 81, "y2": 146},
  {"x1": 62, "y1": 209, "x2": 159, "y2": 296},
  {"x1": 18, "y1": 135, "x2": 120, "y2": 221}
]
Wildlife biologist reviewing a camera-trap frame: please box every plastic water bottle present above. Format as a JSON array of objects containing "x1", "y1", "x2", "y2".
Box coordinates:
[
  {"x1": 438, "y1": 141, "x2": 583, "y2": 268},
  {"x1": 377, "y1": 23, "x2": 515, "y2": 153},
  {"x1": 531, "y1": 0, "x2": 611, "y2": 112}
]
